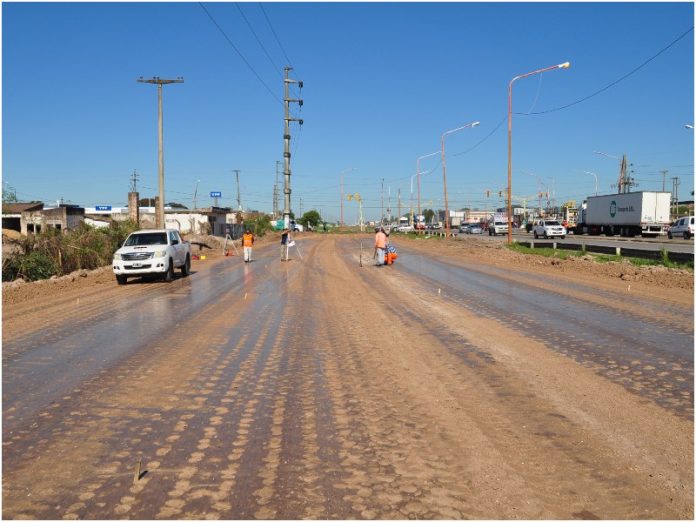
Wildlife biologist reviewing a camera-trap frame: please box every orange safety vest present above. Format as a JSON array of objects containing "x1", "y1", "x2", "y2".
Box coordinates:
[{"x1": 243, "y1": 233, "x2": 254, "y2": 247}]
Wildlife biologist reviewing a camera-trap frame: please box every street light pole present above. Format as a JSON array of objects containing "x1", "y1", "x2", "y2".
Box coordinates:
[
  {"x1": 410, "y1": 173, "x2": 419, "y2": 227},
  {"x1": 583, "y1": 171, "x2": 598, "y2": 196},
  {"x1": 508, "y1": 61, "x2": 570, "y2": 244},
  {"x1": 138, "y1": 76, "x2": 184, "y2": 228},
  {"x1": 441, "y1": 121, "x2": 480, "y2": 237},
  {"x1": 340, "y1": 167, "x2": 356, "y2": 226},
  {"x1": 416, "y1": 151, "x2": 439, "y2": 226}
]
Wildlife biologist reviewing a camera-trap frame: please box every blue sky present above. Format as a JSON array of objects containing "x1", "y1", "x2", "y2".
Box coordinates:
[{"x1": 3, "y1": 1, "x2": 694, "y2": 222}]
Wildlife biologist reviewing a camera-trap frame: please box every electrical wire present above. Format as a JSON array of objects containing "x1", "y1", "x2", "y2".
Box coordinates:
[
  {"x1": 525, "y1": 72, "x2": 543, "y2": 114},
  {"x1": 520, "y1": 26, "x2": 694, "y2": 115},
  {"x1": 452, "y1": 115, "x2": 507, "y2": 157},
  {"x1": 234, "y1": 2, "x2": 284, "y2": 79},
  {"x1": 259, "y1": 2, "x2": 293, "y2": 68},
  {"x1": 199, "y1": 2, "x2": 283, "y2": 106},
  {"x1": 452, "y1": 26, "x2": 693, "y2": 157}
]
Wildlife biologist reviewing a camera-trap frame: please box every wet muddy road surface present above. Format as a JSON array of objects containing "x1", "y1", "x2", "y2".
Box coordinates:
[{"x1": 3, "y1": 235, "x2": 693, "y2": 519}]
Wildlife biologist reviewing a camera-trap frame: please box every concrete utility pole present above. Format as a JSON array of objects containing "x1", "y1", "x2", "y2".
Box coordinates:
[
  {"x1": 129, "y1": 169, "x2": 140, "y2": 225},
  {"x1": 397, "y1": 188, "x2": 402, "y2": 220},
  {"x1": 137, "y1": 76, "x2": 184, "y2": 228},
  {"x1": 130, "y1": 169, "x2": 139, "y2": 192},
  {"x1": 661, "y1": 170, "x2": 668, "y2": 192},
  {"x1": 233, "y1": 170, "x2": 241, "y2": 211},
  {"x1": 387, "y1": 186, "x2": 391, "y2": 225},
  {"x1": 283, "y1": 66, "x2": 303, "y2": 229},
  {"x1": 671, "y1": 177, "x2": 680, "y2": 217},
  {"x1": 381, "y1": 178, "x2": 384, "y2": 225},
  {"x1": 192, "y1": 179, "x2": 200, "y2": 210},
  {"x1": 274, "y1": 160, "x2": 281, "y2": 218}
]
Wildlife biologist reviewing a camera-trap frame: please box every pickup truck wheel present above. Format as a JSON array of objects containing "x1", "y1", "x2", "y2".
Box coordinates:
[
  {"x1": 560, "y1": 235, "x2": 566, "y2": 240},
  {"x1": 164, "y1": 259, "x2": 175, "y2": 282},
  {"x1": 684, "y1": 232, "x2": 690, "y2": 240},
  {"x1": 116, "y1": 275, "x2": 127, "y2": 285},
  {"x1": 543, "y1": 232, "x2": 548, "y2": 239},
  {"x1": 668, "y1": 231, "x2": 673, "y2": 239},
  {"x1": 534, "y1": 232, "x2": 538, "y2": 239},
  {"x1": 181, "y1": 254, "x2": 191, "y2": 276}
]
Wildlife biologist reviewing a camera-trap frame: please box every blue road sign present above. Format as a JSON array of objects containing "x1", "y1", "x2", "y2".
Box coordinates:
[
  {"x1": 95, "y1": 205, "x2": 112, "y2": 211},
  {"x1": 210, "y1": 191, "x2": 222, "y2": 198}
]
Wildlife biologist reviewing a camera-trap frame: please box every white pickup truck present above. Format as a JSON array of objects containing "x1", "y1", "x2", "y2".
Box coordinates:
[
  {"x1": 488, "y1": 220, "x2": 508, "y2": 236},
  {"x1": 533, "y1": 220, "x2": 567, "y2": 239},
  {"x1": 112, "y1": 229, "x2": 191, "y2": 285}
]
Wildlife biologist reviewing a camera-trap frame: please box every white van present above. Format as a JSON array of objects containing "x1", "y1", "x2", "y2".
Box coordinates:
[{"x1": 668, "y1": 216, "x2": 694, "y2": 239}]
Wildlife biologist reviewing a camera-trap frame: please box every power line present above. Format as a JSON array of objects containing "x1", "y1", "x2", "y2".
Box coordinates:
[
  {"x1": 451, "y1": 26, "x2": 694, "y2": 158},
  {"x1": 453, "y1": 115, "x2": 507, "y2": 157},
  {"x1": 521, "y1": 26, "x2": 694, "y2": 115},
  {"x1": 234, "y1": 2, "x2": 283, "y2": 79},
  {"x1": 259, "y1": 2, "x2": 293, "y2": 67},
  {"x1": 198, "y1": 2, "x2": 283, "y2": 105}
]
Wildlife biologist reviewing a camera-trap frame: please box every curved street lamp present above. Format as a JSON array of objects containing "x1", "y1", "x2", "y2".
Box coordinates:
[
  {"x1": 441, "y1": 121, "x2": 480, "y2": 237},
  {"x1": 583, "y1": 171, "x2": 598, "y2": 196},
  {"x1": 416, "y1": 151, "x2": 440, "y2": 224},
  {"x1": 507, "y1": 61, "x2": 570, "y2": 244}
]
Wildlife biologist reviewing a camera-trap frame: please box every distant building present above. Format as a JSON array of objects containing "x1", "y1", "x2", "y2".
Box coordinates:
[
  {"x1": 2, "y1": 202, "x2": 44, "y2": 233},
  {"x1": 85, "y1": 205, "x2": 239, "y2": 237},
  {"x1": 438, "y1": 209, "x2": 467, "y2": 227},
  {"x1": 2, "y1": 203, "x2": 85, "y2": 235}
]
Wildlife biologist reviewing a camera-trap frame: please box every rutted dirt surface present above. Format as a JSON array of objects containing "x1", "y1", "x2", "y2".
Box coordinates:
[{"x1": 2, "y1": 234, "x2": 693, "y2": 519}]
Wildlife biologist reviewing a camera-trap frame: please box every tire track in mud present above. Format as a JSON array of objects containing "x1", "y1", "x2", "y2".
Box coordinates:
[
  {"x1": 329, "y1": 237, "x2": 690, "y2": 518},
  {"x1": 2, "y1": 280, "x2": 169, "y2": 356},
  {"x1": 2, "y1": 254, "x2": 284, "y2": 519},
  {"x1": 3, "y1": 236, "x2": 691, "y2": 519},
  {"x1": 390, "y1": 242, "x2": 693, "y2": 420}
]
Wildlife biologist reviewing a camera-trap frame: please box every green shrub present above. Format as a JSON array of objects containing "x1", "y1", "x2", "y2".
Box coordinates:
[
  {"x1": 244, "y1": 214, "x2": 273, "y2": 237},
  {"x1": 2, "y1": 219, "x2": 140, "y2": 282},
  {"x1": 2, "y1": 250, "x2": 57, "y2": 281}
]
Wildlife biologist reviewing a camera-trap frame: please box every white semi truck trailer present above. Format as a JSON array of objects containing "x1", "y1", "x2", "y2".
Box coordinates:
[{"x1": 575, "y1": 191, "x2": 671, "y2": 237}]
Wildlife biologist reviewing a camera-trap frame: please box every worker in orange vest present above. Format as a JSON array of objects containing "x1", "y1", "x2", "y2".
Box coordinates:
[{"x1": 242, "y1": 229, "x2": 254, "y2": 263}]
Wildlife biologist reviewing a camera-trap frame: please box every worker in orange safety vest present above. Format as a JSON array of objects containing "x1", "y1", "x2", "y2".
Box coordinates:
[{"x1": 242, "y1": 229, "x2": 254, "y2": 263}]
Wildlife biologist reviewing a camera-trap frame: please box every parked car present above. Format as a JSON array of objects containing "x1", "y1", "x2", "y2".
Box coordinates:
[
  {"x1": 458, "y1": 224, "x2": 471, "y2": 233},
  {"x1": 533, "y1": 220, "x2": 566, "y2": 239},
  {"x1": 667, "y1": 216, "x2": 695, "y2": 239},
  {"x1": 396, "y1": 224, "x2": 414, "y2": 233},
  {"x1": 468, "y1": 224, "x2": 483, "y2": 234},
  {"x1": 112, "y1": 229, "x2": 191, "y2": 285}
]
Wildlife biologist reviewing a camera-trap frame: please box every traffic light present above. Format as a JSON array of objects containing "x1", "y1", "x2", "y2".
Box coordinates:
[
  {"x1": 486, "y1": 190, "x2": 490, "y2": 197},
  {"x1": 498, "y1": 191, "x2": 503, "y2": 197}
]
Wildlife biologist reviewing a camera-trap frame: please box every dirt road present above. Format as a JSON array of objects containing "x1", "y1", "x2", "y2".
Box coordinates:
[{"x1": 2, "y1": 234, "x2": 693, "y2": 519}]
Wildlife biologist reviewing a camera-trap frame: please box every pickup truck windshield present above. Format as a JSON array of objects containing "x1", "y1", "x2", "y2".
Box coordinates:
[
  {"x1": 546, "y1": 221, "x2": 561, "y2": 226},
  {"x1": 124, "y1": 233, "x2": 168, "y2": 246}
]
